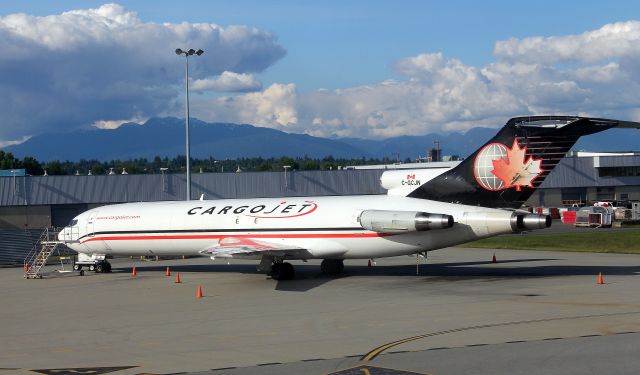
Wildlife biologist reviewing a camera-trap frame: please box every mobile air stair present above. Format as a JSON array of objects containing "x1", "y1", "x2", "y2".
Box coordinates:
[{"x1": 23, "y1": 227, "x2": 79, "y2": 279}]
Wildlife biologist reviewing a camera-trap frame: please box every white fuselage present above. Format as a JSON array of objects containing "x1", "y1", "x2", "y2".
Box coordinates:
[{"x1": 60, "y1": 195, "x2": 516, "y2": 260}]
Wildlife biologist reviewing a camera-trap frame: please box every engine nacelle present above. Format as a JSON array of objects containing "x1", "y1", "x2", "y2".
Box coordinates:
[
  {"x1": 510, "y1": 213, "x2": 552, "y2": 231},
  {"x1": 380, "y1": 168, "x2": 454, "y2": 196},
  {"x1": 359, "y1": 210, "x2": 454, "y2": 233}
]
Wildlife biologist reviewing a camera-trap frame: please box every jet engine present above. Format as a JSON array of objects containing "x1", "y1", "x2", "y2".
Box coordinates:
[
  {"x1": 359, "y1": 210, "x2": 454, "y2": 233},
  {"x1": 510, "y1": 212, "x2": 552, "y2": 231}
]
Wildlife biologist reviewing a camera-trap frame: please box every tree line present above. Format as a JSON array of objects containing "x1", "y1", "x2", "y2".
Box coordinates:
[{"x1": 0, "y1": 150, "x2": 406, "y2": 175}]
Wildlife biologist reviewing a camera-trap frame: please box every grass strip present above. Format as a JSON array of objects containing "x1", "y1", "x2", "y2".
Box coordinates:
[{"x1": 462, "y1": 229, "x2": 640, "y2": 254}]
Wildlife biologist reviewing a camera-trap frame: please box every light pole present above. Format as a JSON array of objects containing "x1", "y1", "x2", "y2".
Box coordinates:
[
  {"x1": 283, "y1": 165, "x2": 291, "y2": 189},
  {"x1": 160, "y1": 167, "x2": 168, "y2": 193},
  {"x1": 175, "y1": 48, "x2": 204, "y2": 200}
]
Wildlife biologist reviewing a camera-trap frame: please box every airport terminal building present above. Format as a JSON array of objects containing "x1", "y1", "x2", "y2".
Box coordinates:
[{"x1": 1, "y1": 152, "x2": 639, "y2": 230}]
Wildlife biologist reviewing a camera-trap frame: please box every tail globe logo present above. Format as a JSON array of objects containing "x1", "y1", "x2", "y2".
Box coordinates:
[{"x1": 473, "y1": 139, "x2": 544, "y2": 192}]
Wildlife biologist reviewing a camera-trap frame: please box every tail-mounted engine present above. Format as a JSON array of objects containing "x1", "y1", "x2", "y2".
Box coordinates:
[
  {"x1": 359, "y1": 210, "x2": 454, "y2": 234},
  {"x1": 510, "y1": 212, "x2": 552, "y2": 231}
]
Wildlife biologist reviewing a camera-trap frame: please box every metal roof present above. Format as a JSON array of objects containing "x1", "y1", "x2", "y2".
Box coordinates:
[
  {"x1": 540, "y1": 156, "x2": 640, "y2": 188},
  {"x1": 1, "y1": 155, "x2": 639, "y2": 207},
  {"x1": 0, "y1": 169, "x2": 386, "y2": 206}
]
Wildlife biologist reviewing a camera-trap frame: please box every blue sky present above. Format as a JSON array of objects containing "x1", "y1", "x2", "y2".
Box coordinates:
[
  {"x1": 1, "y1": 1, "x2": 640, "y2": 144},
  {"x1": 2, "y1": 0, "x2": 635, "y2": 90},
  {"x1": 0, "y1": 0, "x2": 640, "y2": 90}
]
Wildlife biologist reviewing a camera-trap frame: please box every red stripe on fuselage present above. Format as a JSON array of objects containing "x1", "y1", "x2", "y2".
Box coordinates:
[{"x1": 81, "y1": 232, "x2": 394, "y2": 244}]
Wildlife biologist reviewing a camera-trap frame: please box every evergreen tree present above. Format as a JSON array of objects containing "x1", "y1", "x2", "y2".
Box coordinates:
[{"x1": 0, "y1": 153, "x2": 396, "y2": 175}]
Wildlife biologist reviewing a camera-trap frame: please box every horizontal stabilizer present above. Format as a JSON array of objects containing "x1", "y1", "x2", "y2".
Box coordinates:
[{"x1": 615, "y1": 120, "x2": 640, "y2": 129}]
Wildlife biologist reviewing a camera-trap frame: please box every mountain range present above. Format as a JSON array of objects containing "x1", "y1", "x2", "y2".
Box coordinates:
[{"x1": 3, "y1": 117, "x2": 639, "y2": 161}]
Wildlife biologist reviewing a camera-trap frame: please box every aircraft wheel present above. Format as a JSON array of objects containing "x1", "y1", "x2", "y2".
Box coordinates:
[
  {"x1": 321, "y1": 259, "x2": 344, "y2": 275},
  {"x1": 270, "y1": 262, "x2": 295, "y2": 280},
  {"x1": 270, "y1": 263, "x2": 283, "y2": 280},
  {"x1": 282, "y1": 262, "x2": 295, "y2": 280}
]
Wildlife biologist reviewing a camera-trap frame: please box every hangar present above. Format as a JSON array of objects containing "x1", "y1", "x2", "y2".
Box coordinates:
[
  {"x1": 1, "y1": 151, "x2": 639, "y2": 229},
  {"x1": 528, "y1": 151, "x2": 640, "y2": 207},
  {"x1": 1, "y1": 151, "x2": 639, "y2": 265}
]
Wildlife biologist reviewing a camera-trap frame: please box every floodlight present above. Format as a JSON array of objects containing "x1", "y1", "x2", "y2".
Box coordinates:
[{"x1": 174, "y1": 47, "x2": 204, "y2": 200}]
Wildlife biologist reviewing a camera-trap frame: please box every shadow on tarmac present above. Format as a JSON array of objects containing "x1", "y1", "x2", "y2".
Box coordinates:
[{"x1": 106, "y1": 257, "x2": 640, "y2": 292}]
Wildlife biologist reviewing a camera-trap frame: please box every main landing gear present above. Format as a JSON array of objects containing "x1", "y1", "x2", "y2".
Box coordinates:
[
  {"x1": 270, "y1": 262, "x2": 295, "y2": 281},
  {"x1": 258, "y1": 256, "x2": 296, "y2": 281},
  {"x1": 259, "y1": 257, "x2": 345, "y2": 281},
  {"x1": 320, "y1": 259, "x2": 344, "y2": 276}
]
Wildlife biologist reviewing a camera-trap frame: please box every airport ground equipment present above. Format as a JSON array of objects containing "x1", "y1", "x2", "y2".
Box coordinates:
[
  {"x1": 23, "y1": 227, "x2": 109, "y2": 278},
  {"x1": 23, "y1": 227, "x2": 73, "y2": 278},
  {"x1": 73, "y1": 252, "x2": 111, "y2": 273}
]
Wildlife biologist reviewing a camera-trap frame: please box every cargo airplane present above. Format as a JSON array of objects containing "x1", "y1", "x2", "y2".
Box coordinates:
[{"x1": 59, "y1": 116, "x2": 639, "y2": 280}]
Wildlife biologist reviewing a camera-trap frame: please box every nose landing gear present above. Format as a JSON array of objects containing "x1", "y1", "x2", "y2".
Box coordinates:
[{"x1": 73, "y1": 260, "x2": 111, "y2": 273}]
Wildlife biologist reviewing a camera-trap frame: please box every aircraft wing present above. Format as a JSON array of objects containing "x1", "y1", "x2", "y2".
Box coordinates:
[{"x1": 199, "y1": 237, "x2": 308, "y2": 258}]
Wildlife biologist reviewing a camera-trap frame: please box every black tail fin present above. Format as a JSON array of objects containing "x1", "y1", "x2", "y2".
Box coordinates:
[{"x1": 408, "y1": 116, "x2": 640, "y2": 208}]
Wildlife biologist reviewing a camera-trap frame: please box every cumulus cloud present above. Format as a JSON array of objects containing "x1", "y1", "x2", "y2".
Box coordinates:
[
  {"x1": 93, "y1": 115, "x2": 148, "y2": 129},
  {"x1": 0, "y1": 136, "x2": 31, "y2": 149},
  {"x1": 196, "y1": 83, "x2": 297, "y2": 128},
  {"x1": 296, "y1": 62, "x2": 524, "y2": 138},
  {"x1": 4, "y1": 9, "x2": 640, "y2": 143},
  {"x1": 196, "y1": 20, "x2": 640, "y2": 139},
  {"x1": 0, "y1": 3, "x2": 285, "y2": 144},
  {"x1": 191, "y1": 71, "x2": 262, "y2": 92},
  {"x1": 199, "y1": 53, "x2": 524, "y2": 138},
  {"x1": 494, "y1": 21, "x2": 640, "y2": 64}
]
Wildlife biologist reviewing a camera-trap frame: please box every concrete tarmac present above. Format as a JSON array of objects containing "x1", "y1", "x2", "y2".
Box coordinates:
[{"x1": 1, "y1": 247, "x2": 639, "y2": 375}]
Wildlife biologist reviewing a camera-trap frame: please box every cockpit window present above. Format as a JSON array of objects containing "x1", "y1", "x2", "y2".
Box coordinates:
[{"x1": 69, "y1": 219, "x2": 78, "y2": 226}]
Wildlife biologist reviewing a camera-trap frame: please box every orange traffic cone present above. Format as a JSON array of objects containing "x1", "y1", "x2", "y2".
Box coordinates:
[
  {"x1": 166, "y1": 266, "x2": 171, "y2": 277},
  {"x1": 132, "y1": 266, "x2": 137, "y2": 276},
  {"x1": 492, "y1": 254, "x2": 497, "y2": 263},
  {"x1": 175, "y1": 272, "x2": 181, "y2": 284},
  {"x1": 197, "y1": 285, "x2": 203, "y2": 299},
  {"x1": 598, "y1": 272, "x2": 604, "y2": 285}
]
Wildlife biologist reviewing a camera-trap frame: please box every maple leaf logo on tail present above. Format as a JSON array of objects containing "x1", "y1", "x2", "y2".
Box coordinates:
[{"x1": 491, "y1": 139, "x2": 544, "y2": 191}]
